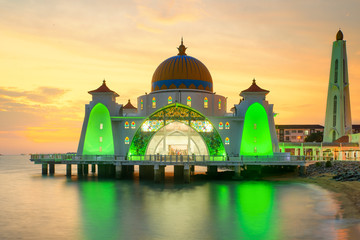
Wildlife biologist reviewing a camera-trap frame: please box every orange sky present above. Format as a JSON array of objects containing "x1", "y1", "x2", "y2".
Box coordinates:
[{"x1": 1, "y1": 0, "x2": 360, "y2": 154}]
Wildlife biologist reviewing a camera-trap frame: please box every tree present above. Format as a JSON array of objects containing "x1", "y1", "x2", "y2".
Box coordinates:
[{"x1": 305, "y1": 131, "x2": 323, "y2": 142}]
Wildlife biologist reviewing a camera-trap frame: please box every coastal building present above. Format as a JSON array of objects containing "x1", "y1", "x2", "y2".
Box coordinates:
[
  {"x1": 276, "y1": 125, "x2": 324, "y2": 142},
  {"x1": 323, "y1": 30, "x2": 352, "y2": 142},
  {"x1": 76, "y1": 40, "x2": 280, "y2": 159}
]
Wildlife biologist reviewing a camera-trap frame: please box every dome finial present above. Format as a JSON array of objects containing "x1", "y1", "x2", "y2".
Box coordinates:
[
  {"x1": 336, "y1": 29, "x2": 343, "y2": 41},
  {"x1": 252, "y1": 78, "x2": 256, "y2": 84},
  {"x1": 177, "y1": 37, "x2": 187, "y2": 55}
]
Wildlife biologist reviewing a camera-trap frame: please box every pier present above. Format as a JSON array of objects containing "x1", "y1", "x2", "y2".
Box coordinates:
[{"x1": 30, "y1": 154, "x2": 319, "y2": 182}]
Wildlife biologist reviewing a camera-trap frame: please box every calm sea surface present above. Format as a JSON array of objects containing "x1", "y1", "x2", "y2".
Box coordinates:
[{"x1": 1, "y1": 155, "x2": 360, "y2": 240}]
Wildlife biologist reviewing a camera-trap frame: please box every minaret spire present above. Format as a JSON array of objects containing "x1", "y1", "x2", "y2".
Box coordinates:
[{"x1": 323, "y1": 30, "x2": 352, "y2": 142}]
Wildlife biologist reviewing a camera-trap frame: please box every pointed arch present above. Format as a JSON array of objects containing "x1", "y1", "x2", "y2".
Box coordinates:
[
  {"x1": 83, "y1": 103, "x2": 114, "y2": 155},
  {"x1": 240, "y1": 102, "x2": 273, "y2": 156}
]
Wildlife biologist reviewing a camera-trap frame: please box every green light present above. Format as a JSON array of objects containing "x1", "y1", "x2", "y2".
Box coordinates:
[
  {"x1": 235, "y1": 182, "x2": 278, "y2": 239},
  {"x1": 240, "y1": 103, "x2": 273, "y2": 156},
  {"x1": 83, "y1": 103, "x2": 114, "y2": 155}
]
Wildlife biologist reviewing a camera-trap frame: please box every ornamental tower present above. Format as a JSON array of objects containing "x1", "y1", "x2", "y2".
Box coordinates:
[{"x1": 323, "y1": 30, "x2": 352, "y2": 142}]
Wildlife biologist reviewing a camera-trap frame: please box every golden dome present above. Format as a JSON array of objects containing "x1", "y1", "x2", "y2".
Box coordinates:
[{"x1": 151, "y1": 39, "x2": 213, "y2": 92}]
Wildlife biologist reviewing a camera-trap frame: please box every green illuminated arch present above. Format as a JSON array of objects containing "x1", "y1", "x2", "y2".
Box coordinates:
[
  {"x1": 128, "y1": 103, "x2": 226, "y2": 158},
  {"x1": 83, "y1": 103, "x2": 114, "y2": 155},
  {"x1": 240, "y1": 102, "x2": 273, "y2": 156}
]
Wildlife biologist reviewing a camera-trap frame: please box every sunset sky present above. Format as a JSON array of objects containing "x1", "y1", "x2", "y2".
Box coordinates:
[{"x1": 1, "y1": 0, "x2": 360, "y2": 154}]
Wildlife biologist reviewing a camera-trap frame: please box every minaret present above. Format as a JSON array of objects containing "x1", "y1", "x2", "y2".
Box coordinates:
[{"x1": 323, "y1": 30, "x2": 352, "y2": 142}]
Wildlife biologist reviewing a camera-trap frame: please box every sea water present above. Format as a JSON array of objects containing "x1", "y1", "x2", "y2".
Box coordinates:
[{"x1": 1, "y1": 155, "x2": 360, "y2": 240}]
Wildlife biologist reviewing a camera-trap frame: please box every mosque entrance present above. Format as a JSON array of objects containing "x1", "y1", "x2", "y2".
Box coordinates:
[{"x1": 146, "y1": 121, "x2": 208, "y2": 156}]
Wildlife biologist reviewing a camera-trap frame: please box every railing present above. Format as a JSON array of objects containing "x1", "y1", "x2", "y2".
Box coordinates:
[{"x1": 30, "y1": 154, "x2": 311, "y2": 163}]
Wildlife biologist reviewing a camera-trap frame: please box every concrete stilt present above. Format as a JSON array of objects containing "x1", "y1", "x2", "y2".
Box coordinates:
[
  {"x1": 115, "y1": 165, "x2": 123, "y2": 179},
  {"x1": 154, "y1": 165, "x2": 161, "y2": 183},
  {"x1": 184, "y1": 165, "x2": 191, "y2": 183},
  {"x1": 190, "y1": 165, "x2": 195, "y2": 175},
  {"x1": 91, "y1": 164, "x2": 96, "y2": 173},
  {"x1": 98, "y1": 164, "x2": 115, "y2": 178},
  {"x1": 174, "y1": 165, "x2": 184, "y2": 180},
  {"x1": 49, "y1": 164, "x2": 55, "y2": 175},
  {"x1": 299, "y1": 165, "x2": 307, "y2": 176},
  {"x1": 66, "y1": 164, "x2": 72, "y2": 177},
  {"x1": 207, "y1": 166, "x2": 218, "y2": 178},
  {"x1": 139, "y1": 165, "x2": 154, "y2": 180},
  {"x1": 77, "y1": 164, "x2": 83, "y2": 176},
  {"x1": 83, "y1": 164, "x2": 89, "y2": 176},
  {"x1": 233, "y1": 165, "x2": 242, "y2": 179},
  {"x1": 42, "y1": 164, "x2": 48, "y2": 175}
]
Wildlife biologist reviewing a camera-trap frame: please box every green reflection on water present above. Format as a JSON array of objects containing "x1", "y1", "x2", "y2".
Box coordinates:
[
  {"x1": 235, "y1": 182, "x2": 278, "y2": 239},
  {"x1": 80, "y1": 181, "x2": 118, "y2": 240}
]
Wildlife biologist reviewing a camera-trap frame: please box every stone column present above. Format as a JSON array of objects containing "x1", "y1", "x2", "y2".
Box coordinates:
[
  {"x1": 184, "y1": 165, "x2": 190, "y2": 183},
  {"x1": 233, "y1": 165, "x2": 242, "y2": 179},
  {"x1": 299, "y1": 165, "x2": 307, "y2": 176},
  {"x1": 66, "y1": 164, "x2": 72, "y2": 177},
  {"x1": 338, "y1": 151, "x2": 343, "y2": 160},
  {"x1": 42, "y1": 164, "x2": 48, "y2": 175},
  {"x1": 77, "y1": 164, "x2": 83, "y2": 176},
  {"x1": 91, "y1": 164, "x2": 96, "y2": 173},
  {"x1": 207, "y1": 166, "x2": 218, "y2": 178},
  {"x1": 174, "y1": 165, "x2": 184, "y2": 180},
  {"x1": 115, "y1": 165, "x2": 123, "y2": 179},
  {"x1": 154, "y1": 165, "x2": 164, "y2": 183},
  {"x1": 83, "y1": 164, "x2": 89, "y2": 176},
  {"x1": 49, "y1": 164, "x2": 55, "y2": 175}
]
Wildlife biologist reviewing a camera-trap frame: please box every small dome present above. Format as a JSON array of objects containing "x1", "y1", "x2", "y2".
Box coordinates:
[
  {"x1": 151, "y1": 39, "x2": 213, "y2": 92},
  {"x1": 336, "y1": 30, "x2": 343, "y2": 41}
]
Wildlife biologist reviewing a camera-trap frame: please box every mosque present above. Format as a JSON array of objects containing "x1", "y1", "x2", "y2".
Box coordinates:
[{"x1": 76, "y1": 39, "x2": 280, "y2": 159}]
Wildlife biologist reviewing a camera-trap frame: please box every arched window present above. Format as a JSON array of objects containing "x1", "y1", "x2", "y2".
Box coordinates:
[
  {"x1": 225, "y1": 122, "x2": 230, "y2": 129},
  {"x1": 204, "y1": 97, "x2": 208, "y2": 109},
  {"x1": 99, "y1": 137, "x2": 103, "y2": 142},
  {"x1": 100, "y1": 123, "x2": 103, "y2": 130},
  {"x1": 187, "y1": 96, "x2": 191, "y2": 107},
  {"x1": 140, "y1": 99, "x2": 143, "y2": 110},
  {"x1": 219, "y1": 122, "x2": 223, "y2": 129},
  {"x1": 131, "y1": 121, "x2": 136, "y2": 129},
  {"x1": 125, "y1": 121, "x2": 129, "y2": 129},
  {"x1": 334, "y1": 59, "x2": 338, "y2": 83},
  {"x1": 125, "y1": 137, "x2": 129, "y2": 144},
  {"x1": 152, "y1": 97, "x2": 156, "y2": 108},
  {"x1": 343, "y1": 59, "x2": 346, "y2": 84},
  {"x1": 168, "y1": 96, "x2": 172, "y2": 104},
  {"x1": 225, "y1": 137, "x2": 230, "y2": 145},
  {"x1": 333, "y1": 96, "x2": 337, "y2": 127},
  {"x1": 218, "y1": 99, "x2": 221, "y2": 110}
]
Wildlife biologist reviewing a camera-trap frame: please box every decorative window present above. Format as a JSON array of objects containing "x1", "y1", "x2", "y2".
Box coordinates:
[
  {"x1": 99, "y1": 146, "x2": 102, "y2": 152},
  {"x1": 225, "y1": 137, "x2": 230, "y2": 145},
  {"x1": 140, "y1": 99, "x2": 143, "y2": 110},
  {"x1": 254, "y1": 137, "x2": 257, "y2": 143},
  {"x1": 125, "y1": 137, "x2": 129, "y2": 144},
  {"x1": 219, "y1": 122, "x2": 223, "y2": 129},
  {"x1": 204, "y1": 97, "x2": 208, "y2": 108},
  {"x1": 254, "y1": 147, "x2": 257, "y2": 153},
  {"x1": 225, "y1": 122, "x2": 230, "y2": 129},
  {"x1": 125, "y1": 121, "x2": 129, "y2": 129},
  {"x1": 187, "y1": 96, "x2": 191, "y2": 107},
  {"x1": 131, "y1": 121, "x2": 136, "y2": 129},
  {"x1": 218, "y1": 99, "x2": 221, "y2": 110},
  {"x1": 334, "y1": 59, "x2": 338, "y2": 83},
  {"x1": 99, "y1": 137, "x2": 103, "y2": 142},
  {"x1": 100, "y1": 123, "x2": 103, "y2": 130},
  {"x1": 168, "y1": 96, "x2": 172, "y2": 104},
  {"x1": 254, "y1": 123, "x2": 257, "y2": 129},
  {"x1": 333, "y1": 96, "x2": 337, "y2": 127},
  {"x1": 152, "y1": 97, "x2": 156, "y2": 108}
]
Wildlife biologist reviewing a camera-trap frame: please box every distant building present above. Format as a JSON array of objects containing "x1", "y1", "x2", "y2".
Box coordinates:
[{"x1": 276, "y1": 125, "x2": 324, "y2": 142}]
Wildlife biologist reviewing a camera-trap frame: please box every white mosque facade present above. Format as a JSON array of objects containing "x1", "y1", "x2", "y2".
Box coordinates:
[{"x1": 76, "y1": 40, "x2": 279, "y2": 159}]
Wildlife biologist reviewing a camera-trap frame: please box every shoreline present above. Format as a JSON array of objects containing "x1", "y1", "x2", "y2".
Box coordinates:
[{"x1": 264, "y1": 162, "x2": 360, "y2": 219}]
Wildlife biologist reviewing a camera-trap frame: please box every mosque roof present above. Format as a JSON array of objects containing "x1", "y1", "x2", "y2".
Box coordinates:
[
  {"x1": 241, "y1": 79, "x2": 269, "y2": 94},
  {"x1": 334, "y1": 135, "x2": 349, "y2": 143},
  {"x1": 123, "y1": 99, "x2": 137, "y2": 109},
  {"x1": 151, "y1": 39, "x2": 213, "y2": 92},
  {"x1": 336, "y1": 29, "x2": 344, "y2": 41},
  {"x1": 88, "y1": 80, "x2": 119, "y2": 96}
]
